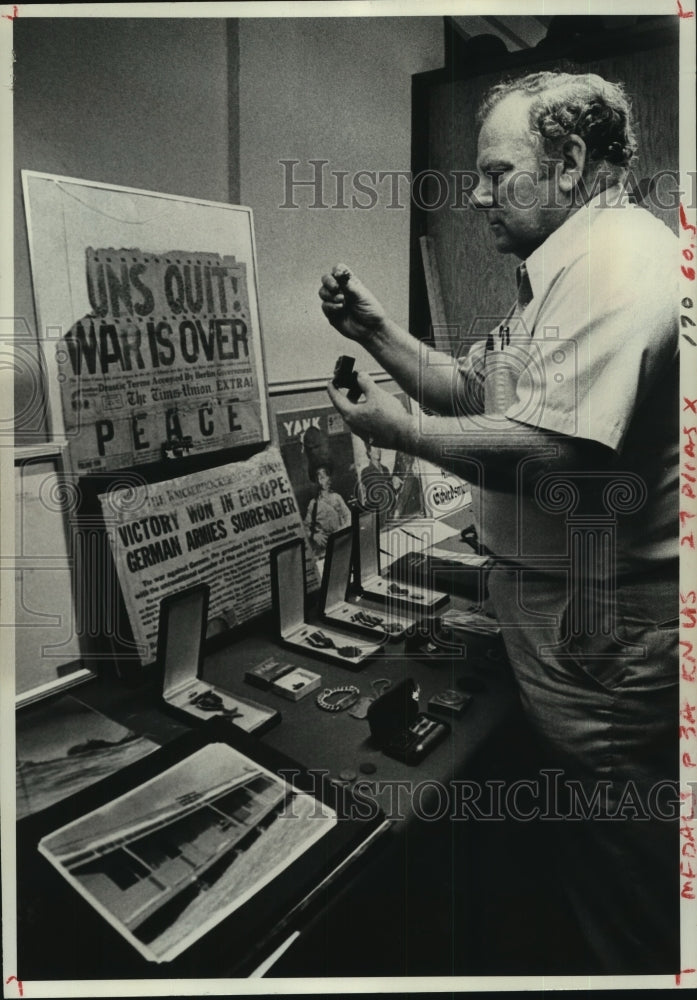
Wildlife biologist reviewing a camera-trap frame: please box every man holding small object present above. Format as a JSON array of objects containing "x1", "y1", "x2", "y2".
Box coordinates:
[{"x1": 319, "y1": 71, "x2": 679, "y2": 973}]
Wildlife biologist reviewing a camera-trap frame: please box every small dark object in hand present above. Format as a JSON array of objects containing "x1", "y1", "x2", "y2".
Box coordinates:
[{"x1": 333, "y1": 355, "x2": 362, "y2": 403}]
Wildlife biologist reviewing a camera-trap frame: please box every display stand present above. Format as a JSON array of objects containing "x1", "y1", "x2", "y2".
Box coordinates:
[
  {"x1": 158, "y1": 583, "x2": 281, "y2": 735},
  {"x1": 353, "y1": 510, "x2": 449, "y2": 613},
  {"x1": 367, "y1": 677, "x2": 450, "y2": 766},
  {"x1": 271, "y1": 538, "x2": 382, "y2": 669},
  {"x1": 319, "y1": 526, "x2": 412, "y2": 640}
]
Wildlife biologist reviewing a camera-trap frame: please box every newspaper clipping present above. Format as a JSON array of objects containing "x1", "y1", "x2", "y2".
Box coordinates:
[
  {"x1": 59, "y1": 247, "x2": 268, "y2": 473},
  {"x1": 99, "y1": 447, "x2": 314, "y2": 664}
]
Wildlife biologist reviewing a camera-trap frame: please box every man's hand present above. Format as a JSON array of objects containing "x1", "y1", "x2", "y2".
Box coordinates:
[
  {"x1": 319, "y1": 264, "x2": 387, "y2": 344},
  {"x1": 327, "y1": 372, "x2": 416, "y2": 452}
]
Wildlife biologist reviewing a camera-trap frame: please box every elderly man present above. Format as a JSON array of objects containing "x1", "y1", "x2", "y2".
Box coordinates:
[{"x1": 319, "y1": 71, "x2": 679, "y2": 974}]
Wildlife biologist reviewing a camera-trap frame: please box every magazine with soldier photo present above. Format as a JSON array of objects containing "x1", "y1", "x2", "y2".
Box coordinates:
[{"x1": 276, "y1": 390, "x2": 424, "y2": 565}]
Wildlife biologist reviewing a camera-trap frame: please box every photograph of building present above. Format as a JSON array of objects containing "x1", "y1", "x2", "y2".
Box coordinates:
[{"x1": 40, "y1": 743, "x2": 335, "y2": 962}]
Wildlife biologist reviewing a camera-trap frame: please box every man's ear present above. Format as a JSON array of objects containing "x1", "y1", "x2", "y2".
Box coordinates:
[{"x1": 558, "y1": 134, "x2": 587, "y2": 193}]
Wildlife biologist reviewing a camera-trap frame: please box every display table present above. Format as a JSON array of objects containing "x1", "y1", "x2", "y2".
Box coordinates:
[
  {"x1": 205, "y1": 604, "x2": 517, "y2": 820},
  {"x1": 15, "y1": 589, "x2": 528, "y2": 981}
]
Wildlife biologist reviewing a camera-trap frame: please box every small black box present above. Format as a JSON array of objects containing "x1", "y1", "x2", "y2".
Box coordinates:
[
  {"x1": 332, "y1": 355, "x2": 361, "y2": 402},
  {"x1": 428, "y1": 689, "x2": 473, "y2": 716},
  {"x1": 367, "y1": 677, "x2": 449, "y2": 765}
]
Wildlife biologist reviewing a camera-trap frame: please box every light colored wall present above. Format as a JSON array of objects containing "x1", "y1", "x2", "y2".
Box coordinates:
[
  {"x1": 15, "y1": 16, "x2": 444, "y2": 423},
  {"x1": 239, "y1": 17, "x2": 444, "y2": 386},
  {"x1": 13, "y1": 17, "x2": 234, "y2": 442}
]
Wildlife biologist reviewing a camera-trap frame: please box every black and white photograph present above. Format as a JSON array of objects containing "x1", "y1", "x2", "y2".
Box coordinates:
[
  {"x1": 38, "y1": 742, "x2": 336, "y2": 963},
  {"x1": 2, "y1": 1, "x2": 696, "y2": 995},
  {"x1": 16, "y1": 695, "x2": 158, "y2": 821}
]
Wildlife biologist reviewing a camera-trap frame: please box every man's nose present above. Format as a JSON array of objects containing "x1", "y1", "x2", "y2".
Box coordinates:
[
  {"x1": 471, "y1": 191, "x2": 491, "y2": 210},
  {"x1": 471, "y1": 178, "x2": 496, "y2": 210}
]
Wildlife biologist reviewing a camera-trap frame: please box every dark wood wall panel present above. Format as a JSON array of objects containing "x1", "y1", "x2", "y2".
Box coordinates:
[
  {"x1": 584, "y1": 44, "x2": 679, "y2": 232},
  {"x1": 428, "y1": 69, "x2": 513, "y2": 350}
]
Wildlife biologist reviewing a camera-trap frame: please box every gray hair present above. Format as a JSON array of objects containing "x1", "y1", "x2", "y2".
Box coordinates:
[{"x1": 478, "y1": 71, "x2": 637, "y2": 174}]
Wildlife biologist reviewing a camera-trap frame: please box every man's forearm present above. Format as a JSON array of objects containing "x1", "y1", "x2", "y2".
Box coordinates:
[
  {"x1": 400, "y1": 413, "x2": 599, "y2": 479},
  {"x1": 362, "y1": 318, "x2": 464, "y2": 415}
]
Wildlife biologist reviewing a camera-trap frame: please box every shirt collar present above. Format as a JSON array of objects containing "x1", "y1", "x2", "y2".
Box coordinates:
[{"x1": 523, "y1": 185, "x2": 631, "y2": 305}]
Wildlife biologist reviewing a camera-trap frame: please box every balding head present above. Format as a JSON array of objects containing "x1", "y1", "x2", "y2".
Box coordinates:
[
  {"x1": 473, "y1": 71, "x2": 634, "y2": 258},
  {"x1": 478, "y1": 71, "x2": 636, "y2": 183}
]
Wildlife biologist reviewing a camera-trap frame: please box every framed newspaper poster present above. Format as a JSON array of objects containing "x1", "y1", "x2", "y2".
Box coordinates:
[{"x1": 22, "y1": 171, "x2": 270, "y2": 475}]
